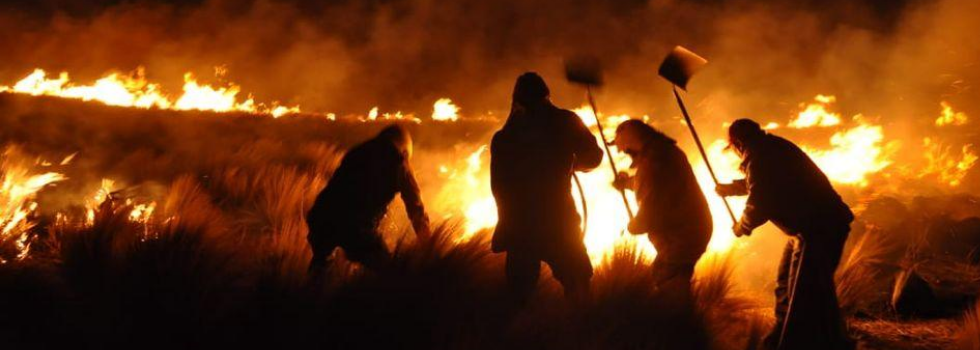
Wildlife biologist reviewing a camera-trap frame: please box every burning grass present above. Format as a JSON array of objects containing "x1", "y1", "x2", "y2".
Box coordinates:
[
  {"x1": 0, "y1": 90, "x2": 977, "y2": 348},
  {"x1": 0, "y1": 99, "x2": 766, "y2": 347},
  {"x1": 0, "y1": 179, "x2": 767, "y2": 349}
]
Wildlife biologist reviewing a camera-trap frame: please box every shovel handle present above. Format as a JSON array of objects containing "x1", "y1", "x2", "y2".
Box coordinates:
[
  {"x1": 672, "y1": 86, "x2": 738, "y2": 226},
  {"x1": 586, "y1": 86, "x2": 635, "y2": 221}
]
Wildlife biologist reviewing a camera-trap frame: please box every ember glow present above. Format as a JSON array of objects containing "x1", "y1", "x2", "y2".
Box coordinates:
[{"x1": 0, "y1": 149, "x2": 66, "y2": 263}]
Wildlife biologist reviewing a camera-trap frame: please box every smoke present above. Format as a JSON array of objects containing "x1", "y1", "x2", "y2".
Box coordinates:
[{"x1": 2, "y1": 0, "x2": 972, "y2": 119}]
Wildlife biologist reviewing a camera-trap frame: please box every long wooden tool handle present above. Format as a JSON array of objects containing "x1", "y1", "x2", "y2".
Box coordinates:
[
  {"x1": 672, "y1": 86, "x2": 737, "y2": 225},
  {"x1": 587, "y1": 86, "x2": 634, "y2": 220}
]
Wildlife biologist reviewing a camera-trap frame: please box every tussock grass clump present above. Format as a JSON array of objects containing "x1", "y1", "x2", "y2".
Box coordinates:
[
  {"x1": 836, "y1": 227, "x2": 903, "y2": 316},
  {"x1": 957, "y1": 302, "x2": 980, "y2": 350},
  {"x1": 695, "y1": 253, "x2": 770, "y2": 350},
  {"x1": 51, "y1": 178, "x2": 249, "y2": 348}
]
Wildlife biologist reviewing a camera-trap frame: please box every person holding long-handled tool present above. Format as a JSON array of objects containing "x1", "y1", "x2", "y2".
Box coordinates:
[
  {"x1": 716, "y1": 119, "x2": 855, "y2": 350},
  {"x1": 610, "y1": 120, "x2": 712, "y2": 306},
  {"x1": 659, "y1": 46, "x2": 854, "y2": 349}
]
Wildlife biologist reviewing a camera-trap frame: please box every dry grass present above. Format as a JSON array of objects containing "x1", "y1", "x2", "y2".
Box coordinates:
[
  {"x1": 0, "y1": 165, "x2": 768, "y2": 349},
  {"x1": 836, "y1": 226, "x2": 904, "y2": 316},
  {"x1": 851, "y1": 318, "x2": 960, "y2": 350},
  {"x1": 696, "y1": 253, "x2": 770, "y2": 350},
  {"x1": 957, "y1": 302, "x2": 980, "y2": 350},
  {"x1": 0, "y1": 93, "x2": 975, "y2": 349}
]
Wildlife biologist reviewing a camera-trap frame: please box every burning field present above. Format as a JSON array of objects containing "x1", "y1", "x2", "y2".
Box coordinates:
[{"x1": 0, "y1": 0, "x2": 979, "y2": 349}]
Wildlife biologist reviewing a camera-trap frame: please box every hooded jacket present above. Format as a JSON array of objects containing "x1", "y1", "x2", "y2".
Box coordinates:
[{"x1": 490, "y1": 102, "x2": 602, "y2": 253}]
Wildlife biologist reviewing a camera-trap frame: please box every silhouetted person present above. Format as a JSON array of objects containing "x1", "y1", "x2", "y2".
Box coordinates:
[
  {"x1": 612, "y1": 120, "x2": 711, "y2": 302},
  {"x1": 306, "y1": 125, "x2": 430, "y2": 279},
  {"x1": 490, "y1": 72, "x2": 603, "y2": 303},
  {"x1": 716, "y1": 119, "x2": 853, "y2": 350}
]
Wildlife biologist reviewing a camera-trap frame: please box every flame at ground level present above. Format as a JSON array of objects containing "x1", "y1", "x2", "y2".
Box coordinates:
[
  {"x1": 450, "y1": 136, "x2": 748, "y2": 266},
  {"x1": 451, "y1": 97, "x2": 975, "y2": 266},
  {"x1": 0, "y1": 148, "x2": 67, "y2": 263}
]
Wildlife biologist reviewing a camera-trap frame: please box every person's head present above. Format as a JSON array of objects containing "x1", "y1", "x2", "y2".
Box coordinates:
[
  {"x1": 377, "y1": 124, "x2": 414, "y2": 159},
  {"x1": 613, "y1": 119, "x2": 675, "y2": 158},
  {"x1": 728, "y1": 118, "x2": 765, "y2": 156},
  {"x1": 512, "y1": 72, "x2": 550, "y2": 109}
]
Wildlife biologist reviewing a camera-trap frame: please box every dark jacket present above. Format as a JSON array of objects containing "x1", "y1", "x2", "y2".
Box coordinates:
[
  {"x1": 306, "y1": 137, "x2": 428, "y2": 238},
  {"x1": 490, "y1": 102, "x2": 603, "y2": 253},
  {"x1": 736, "y1": 134, "x2": 853, "y2": 235},
  {"x1": 628, "y1": 140, "x2": 712, "y2": 263}
]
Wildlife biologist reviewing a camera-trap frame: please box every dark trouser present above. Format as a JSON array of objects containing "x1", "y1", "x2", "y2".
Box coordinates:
[
  {"x1": 651, "y1": 256, "x2": 697, "y2": 307},
  {"x1": 505, "y1": 241, "x2": 593, "y2": 304},
  {"x1": 764, "y1": 227, "x2": 852, "y2": 350},
  {"x1": 308, "y1": 225, "x2": 390, "y2": 280}
]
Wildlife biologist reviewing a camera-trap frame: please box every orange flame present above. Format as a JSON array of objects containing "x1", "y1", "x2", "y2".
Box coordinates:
[
  {"x1": 788, "y1": 94, "x2": 842, "y2": 128},
  {"x1": 922, "y1": 139, "x2": 977, "y2": 187},
  {"x1": 1, "y1": 68, "x2": 300, "y2": 117},
  {"x1": 432, "y1": 98, "x2": 460, "y2": 121},
  {"x1": 936, "y1": 101, "x2": 968, "y2": 127},
  {"x1": 0, "y1": 149, "x2": 67, "y2": 263},
  {"x1": 801, "y1": 120, "x2": 896, "y2": 187}
]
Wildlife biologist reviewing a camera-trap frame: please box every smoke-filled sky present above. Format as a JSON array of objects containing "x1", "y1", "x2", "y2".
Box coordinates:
[{"x1": 2, "y1": 0, "x2": 974, "y2": 122}]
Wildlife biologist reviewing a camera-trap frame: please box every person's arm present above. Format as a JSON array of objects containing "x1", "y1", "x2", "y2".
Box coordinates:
[
  {"x1": 716, "y1": 179, "x2": 748, "y2": 197},
  {"x1": 626, "y1": 163, "x2": 657, "y2": 235},
  {"x1": 611, "y1": 171, "x2": 634, "y2": 192},
  {"x1": 398, "y1": 158, "x2": 431, "y2": 238},
  {"x1": 568, "y1": 113, "x2": 603, "y2": 172},
  {"x1": 737, "y1": 161, "x2": 773, "y2": 235},
  {"x1": 627, "y1": 189, "x2": 655, "y2": 235}
]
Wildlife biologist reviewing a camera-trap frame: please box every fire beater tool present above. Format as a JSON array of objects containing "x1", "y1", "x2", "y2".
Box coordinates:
[
  {"x1": 565, "y1": 56, "x2": 635, "y2": 222},
  {"x1": 657, "y1": 46, "x2": 738, "y2": 232}
]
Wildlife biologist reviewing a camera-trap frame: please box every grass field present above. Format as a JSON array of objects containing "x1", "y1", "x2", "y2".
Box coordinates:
[{"x1": 0, "y1": 93, "x2": 977, "y2": 349}]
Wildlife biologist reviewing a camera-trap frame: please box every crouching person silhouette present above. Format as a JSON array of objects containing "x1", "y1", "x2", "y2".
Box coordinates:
[
  {"x1": 306, "y1": 125, "x2": 431, "y2": 281},
  {"x1": 490, "y1": 72, "x2": 603, "y2": 304},
  {"x1": 611, "y1": 120, "x2": 711, "y2": 305}
]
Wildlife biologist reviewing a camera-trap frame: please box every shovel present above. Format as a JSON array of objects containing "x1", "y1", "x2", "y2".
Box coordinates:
[
  {"x1": 658, "y1": 46, "x2": 739, "y2": 230},
  {"x1": 565, "y1": 56, "x2": 634, "y2": 221}
]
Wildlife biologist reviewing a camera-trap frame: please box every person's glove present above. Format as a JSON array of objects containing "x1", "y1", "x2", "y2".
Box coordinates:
[
  {"x1": 627, "y1": 219, "x2": 644, "y2": 235},
  {"x1": 612, "y1": 171, "x2": 631, "y2": 191},
  {"x1": 715, "y1": 183, "x2": 737, "y2": 197},
  {"x1": 732, "y1": 220, "x2": 753, "y2": 237}
]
